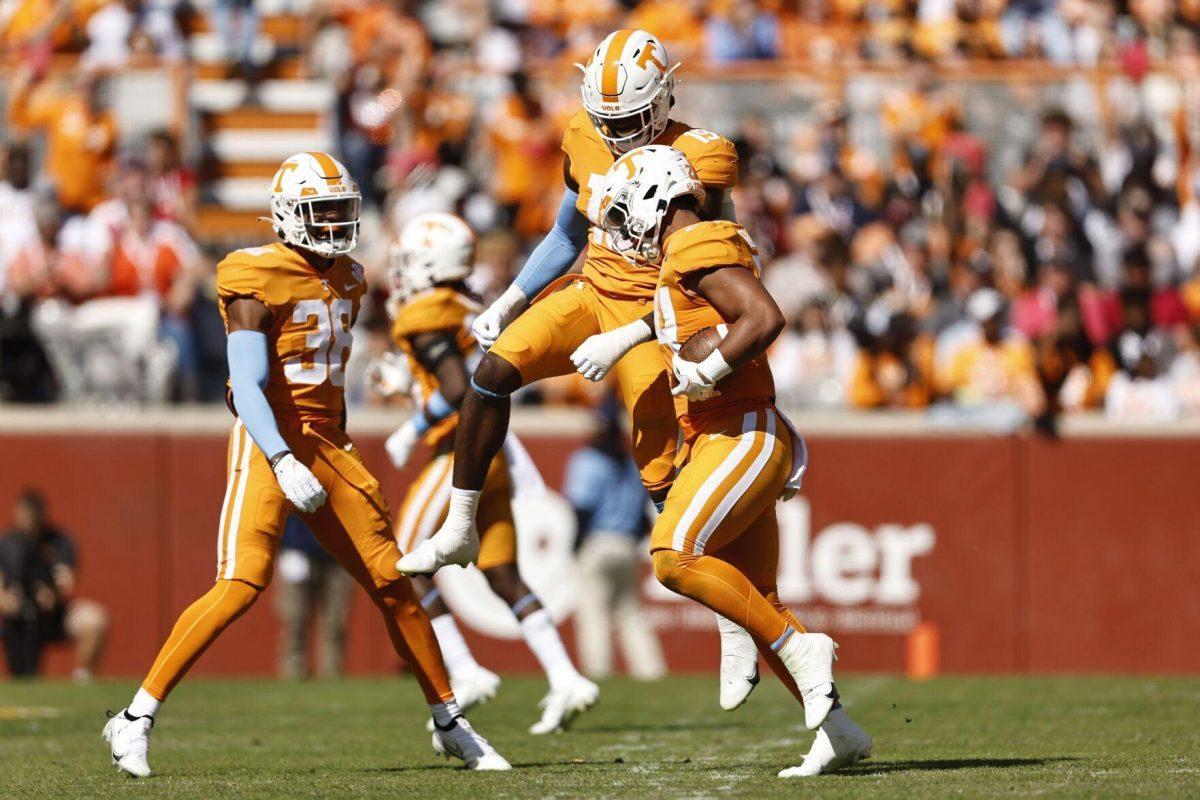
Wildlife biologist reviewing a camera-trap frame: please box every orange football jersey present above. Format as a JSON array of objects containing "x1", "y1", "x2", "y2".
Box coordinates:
[
  {"x1": 562, "y1": 108, "x2": 738, "y2": 299},
  {"x1": 654, "y1": 220, "x2": 776, "y2": 438},
  {"x1": 390, "y1": 286, "x2": 481, "y2": 448},
  {"x1": 217, "y1": 242, "x2": 366, "y2": 424}
]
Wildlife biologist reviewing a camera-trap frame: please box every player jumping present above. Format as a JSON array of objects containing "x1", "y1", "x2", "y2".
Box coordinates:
[
  {"x1": 397, "y1": 28, "x2": 762, "y2": 711},
  {"x1": 591, "y1": 145, "x2": 874, "y2": 776},
  {"x1": 102, "y1": 154, "x2": 509, "y2": 777},
  {"x1": 372, "y1": 211, "x2": 598, "y2": 733}
]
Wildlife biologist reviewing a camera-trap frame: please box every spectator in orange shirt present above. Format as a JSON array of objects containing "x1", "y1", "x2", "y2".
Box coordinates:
[
  {"x1": 7, "y1": 67, "x2": 116, "y2": 215},
  {"x1": 484, "y1": 71, "x2": 558, "y2": 237},
  {"x1": 848, "y1": 309, "x2": 937, "y2": 409},
  {"x1": 939, "y1": 288, "x2": 1047, "y2": 416}
]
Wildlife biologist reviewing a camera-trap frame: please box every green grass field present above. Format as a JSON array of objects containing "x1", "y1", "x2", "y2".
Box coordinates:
[{"x1": 1, "y1": 674, "x2": 1197, "y2": 798}]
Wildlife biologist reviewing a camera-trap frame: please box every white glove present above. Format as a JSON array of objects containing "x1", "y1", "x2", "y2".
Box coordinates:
[
  {"x1": 471, "y1": 285, "x2": 528, "y2": 349},
  {"x1": 671, "y1": 350, "x2": 732, "y2": 402},
  {"x1": 272, "y1": 453, "x2": 328, "y2": 513},
  {"x1": 385, "y1": 418, "x2": 422, "y2": 469},
  {"x1": 364, "y1": 352, "x2": 414, "y2": 398},
  {"x1": 571, "y1": 318, "x2": 654, "y2": 382}
]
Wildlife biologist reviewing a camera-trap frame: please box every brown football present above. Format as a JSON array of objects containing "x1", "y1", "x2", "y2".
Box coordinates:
[{"x1": 678, "y1": 326, "x2": 723, "y2": 363}]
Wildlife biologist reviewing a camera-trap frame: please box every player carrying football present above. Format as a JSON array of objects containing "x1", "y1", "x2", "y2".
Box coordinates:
[
  {"x1": 372, "y1": 211, "x2": 598, "y2": 733},
  {"x1": 102, "y1": 154, "x2": 509, "y2": 777},
  {"x1": 398, "y1": 28, "x2": 763, "y2": 712},
  {"x1": 589, "y1": 145, "x2": 874, "y2": 777}
]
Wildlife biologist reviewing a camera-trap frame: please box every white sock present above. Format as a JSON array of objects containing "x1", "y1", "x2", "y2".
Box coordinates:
[
  {"x1": 128, "y1": 688, "x2": 161, "y2": 718},
  {"x1": 520, "y1": 609, "x2": 580, "y2": 692},
  {"x1": 445, "y1": 488, "x2": 481, "y2": 528},
  {"x1": 429, "y1": 698, "x2": 463, "y2": 729},
  {"x1": 430, "y1": 613, "x2": 482, "y2": 680}
]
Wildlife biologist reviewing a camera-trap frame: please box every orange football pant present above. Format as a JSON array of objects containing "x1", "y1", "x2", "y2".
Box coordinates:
[
  {"x1": 489, "y1": 279, "x2": 676, "y2": 496},
  {"x1": 141, "y1": 420, "x2": 453, "y2": 705},
  {"x1": 650, "y1": 406, "x2": 811, "y2": 704}
]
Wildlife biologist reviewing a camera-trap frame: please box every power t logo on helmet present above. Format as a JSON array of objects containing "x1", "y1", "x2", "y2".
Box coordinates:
[
  {"x1": 387, "y1": 212, "x2": 476, "y2": 306},
  {"x1": 268, "y1": 152, "x2": 361, "y2": 257},
  {"x1": 598, "y1": 146, "x2": 705, "y2": 264},
  {"x1": 578, "y1": 29, "x2": 678, "y2": 154}
]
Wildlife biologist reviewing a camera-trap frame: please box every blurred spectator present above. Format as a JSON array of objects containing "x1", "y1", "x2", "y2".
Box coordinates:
[
  {"x1": 7, "y1": 66, "x2": 116, "y2": 215},
  {"x1": 705, "y1": 0, "x2": 781, "y2": 61},
  {"x1": 102, "y1": 190, "x2": 205, "y2": 398},
  {"x1": 849, "y1": 309, "x2": 937, "y2": 409},
  {"x1": 273, "y1": 516, "x2": 352, "y2": 680},
  {"x1": 0, "y1": 489, "x2": 108, "y2": 681},
  {"x1": 145, "y1": 129, "x2": 197, "y2": 230},
  {"x1": 212, "y1": 0, "x2": 260, "y2": 85},
  {"x1": 565, "y1": 399, "x2": 664, "y2": 681},
  {"x1": 484, "y1": 71, "x2": 559, "y2": 237},
  {"x1": 1106, "y1": 330, "x2": 1181, "y2": 421},
  {"x1": 938, "y1": 288, "x2": 1047, "y2": 417}
]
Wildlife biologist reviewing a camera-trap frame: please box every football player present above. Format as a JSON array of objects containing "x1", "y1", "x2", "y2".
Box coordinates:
[
  {"x1": 375, "y1": 212, "x2": 598, "y2": 734},
  {"x1": 102, "y1": 154, "x2": 509, "y2": 777},
  {"x1": 590, "y1": 145, "x2": 874, "y2": 777},
  {"x1": 398, "y1": 28, "x2": 761, "y2": 712}
]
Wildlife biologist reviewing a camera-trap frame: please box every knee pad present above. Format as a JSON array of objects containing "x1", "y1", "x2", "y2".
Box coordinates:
[
  {"x1": 224, "y1": 579, "x2": 264, "y2": 613},
  {"x1": 653, "y1": 549, "x2": 690, "y2": 593},
  {"x1": 370, "y1": 577, "x2": 419, "y2": 612}
]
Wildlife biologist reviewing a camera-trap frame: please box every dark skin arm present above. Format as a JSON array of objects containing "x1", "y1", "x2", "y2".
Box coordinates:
[
  {"x1": 409, "y1": 331, "x2": 469, "y2": 421},
  {"x1": 226, "y1": 297, "x2": 273, "y2": 333},
  {"x1": 663, "y1": 204, "x2": 786, "y2": 369}
]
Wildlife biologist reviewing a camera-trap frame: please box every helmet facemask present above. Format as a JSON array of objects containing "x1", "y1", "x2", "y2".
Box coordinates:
[{"x1": 295, "y1": 195, "x2": 360, "y2": 257}]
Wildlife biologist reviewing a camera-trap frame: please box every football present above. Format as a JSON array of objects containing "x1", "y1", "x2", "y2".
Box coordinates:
[{"x1": 678, "y1": 326, "x2": 724, "y2": 363}]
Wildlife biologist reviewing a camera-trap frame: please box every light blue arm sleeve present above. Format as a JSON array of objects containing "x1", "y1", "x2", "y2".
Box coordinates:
[
  {"x1": 227, "y1": 330, "x2": 290, "y2": 461},
  {"x1": 512, "y1": 189, "x2": 590, "y2": 299}
]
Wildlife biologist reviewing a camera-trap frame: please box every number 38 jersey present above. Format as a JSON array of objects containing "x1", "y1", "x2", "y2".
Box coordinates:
[
  {"x1": 562, "y1": 108, "x2": 738, "y2": 299},
  {"x1": 217, "y1": 242, "x2": 366, "y2": 424},
  {"x1": 655, "y1": 221, "x2": 775, "y2": 439}
]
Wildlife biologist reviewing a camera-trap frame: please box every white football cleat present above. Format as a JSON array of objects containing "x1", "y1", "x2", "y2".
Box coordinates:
[
  {"x1": 777, "y1": 632, "x2": 839, "y2": 730},
  {"x1": 529, "y1": 677, "x2": 600, "y2": 735},
  {"x1": 432, "y1": 717, "x2": 511, "y2": 770},
  {"x1": 425, "y1": 668, "x2": 502, "y2": 732},
  {"x1": 717, "y1": 615, "x2": 760, "y2": 711},
  {"x1": 778, "y1": 706, "x2": 872, "y2": 777},
  {"x1": 102, "y1": 709, "x2": 153, "y2": 778},
  {"x1": 397, "y1": 521, "x2": 479, "y2": 575}
]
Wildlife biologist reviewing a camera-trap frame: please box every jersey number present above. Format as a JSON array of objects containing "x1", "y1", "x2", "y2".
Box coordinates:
[{"x1": 284, "y1": 298, "x2": 353, "y2": 386}]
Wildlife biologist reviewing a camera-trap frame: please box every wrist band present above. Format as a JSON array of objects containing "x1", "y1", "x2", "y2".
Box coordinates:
[{"x1": 269, "y1": 450, "x2": 291, "y2": 469}]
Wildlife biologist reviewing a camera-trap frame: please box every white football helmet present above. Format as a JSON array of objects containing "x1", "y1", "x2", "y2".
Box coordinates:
[
  {"x1": 268, "y1": 152, "x2": 360, "y2": 257},
  {"x1": 387, "y1": 212, "x2": 475, "y2": 305},
  {"x1": 597, "y1": 145, "x2": 704, "y2": 264},
  {"x1": 578, "y1": 29, "x2": 678, "y2": 154}
]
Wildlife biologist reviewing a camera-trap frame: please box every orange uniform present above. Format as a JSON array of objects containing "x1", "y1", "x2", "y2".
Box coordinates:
[
  {"x1": 647, "y1": 220, "x2": 811, "y2": 678},
  {"x1": 140, "y1": 239, "x2": 456, "y2": 706},
  {"x1": 390, "y1": 288, "x2": 517, "y2": 571},
  {"x1": 208, "y1": 243, "x2": 401, "y2": 592},
  {"x1": 489, "y1": 111, "x2": 738, "y2": 495},
  {"x1": 650, "y1": 221, "x2": 800, "y2": 575}
]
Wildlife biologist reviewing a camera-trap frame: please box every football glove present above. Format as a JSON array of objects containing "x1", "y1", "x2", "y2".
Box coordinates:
[
  {"x1": 272, "y1": 453, "x2": 327, "y2": 513},
  {"x1": 570, "y1": 318, "x2": 654, "y2": 382},
  {"x1": 385, "y1": 419, "x2": 422, "y2": 469},
  {"x1": 670, "y1": 350, "x2": 731, "y2": 402},
  {"x1": 471, "y1": 286, "x2": 528, "y2": 349},
  {"x1": 364, "y1": 352, "x2": 414, "y2": 398}
]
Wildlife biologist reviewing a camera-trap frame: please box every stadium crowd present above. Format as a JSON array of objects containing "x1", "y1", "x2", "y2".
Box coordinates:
[{"x1": 4, "y1": 1, "x2": 1200, "y2": 426}]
